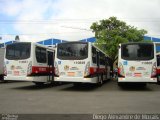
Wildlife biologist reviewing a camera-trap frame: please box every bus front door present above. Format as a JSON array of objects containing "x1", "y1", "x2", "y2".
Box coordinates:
[
  {"x1": 47, "y1": 51, "x2": 54, "y2": 82},
  {"x1": 97, "y1": 51, "x2": 100, "y2": 82}
]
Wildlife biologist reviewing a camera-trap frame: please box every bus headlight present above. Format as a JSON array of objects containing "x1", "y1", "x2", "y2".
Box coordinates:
[
  {"x1": 27, "y1": 61, "x2": 32, "y2": 75},
  {"x1": 84, "y1": 61, "x2": 90, "y2": 77},
  {"x1": 151, "y1": 62, "x2": 157, "y2": 78},
  {"x1": 118, "y1": 62, "x2": 125, "y2": 77},
  {"x1": 4, "y1": 64, "x2": 7, "y2": 76},
  {"x1": 54, "y1": 61, "x2": 59, "y2": 76}
]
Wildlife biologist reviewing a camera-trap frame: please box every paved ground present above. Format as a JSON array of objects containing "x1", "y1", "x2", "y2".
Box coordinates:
[{"x1": 0, "y1": 80, "x2": 160, "y2": 114}]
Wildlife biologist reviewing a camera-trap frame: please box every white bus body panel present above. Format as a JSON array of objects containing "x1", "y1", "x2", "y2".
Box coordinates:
[
  {"x1": 0, "y1": 48, "x2": 4, "y2": 76},
  {"x1": 4, "y1": 59, "x2": 31, "y2": 80},
  {"x1": 4, "y1": 42, "x2": 54, "y2": 83},
  {"x1": 4, "y1": 59, "x2": 49, "y2": 82},
  {"x1": 118, "y1": 43, "x2": 157, "y2": 83},
  {"x1": 118, "y1": 60, "x2": 157, "y2": 82},
  {"x1": 54, "y1": 42, "x2": 110, "y2": 84},
  {"x1": 54, "y1": 59, "x2": 98, "y2": 83}
]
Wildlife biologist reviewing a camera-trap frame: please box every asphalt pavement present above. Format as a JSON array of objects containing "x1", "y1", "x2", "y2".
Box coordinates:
[{"x1": 0, "y1": 80, "x2": 160, "y2": 114}]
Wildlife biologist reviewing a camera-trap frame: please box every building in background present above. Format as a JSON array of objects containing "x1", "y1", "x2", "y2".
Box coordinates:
[
  {"x1": 144, "y1": 36, "x2": 160, "y2": 51},
  {"x1": 0, "y1": 41, "x2": 16, "y2": 48},
  {"x1": 0, "y1": 36, "x2": 160, "y2": 49},
  {"x1": 37, "y1": 38, "x2": 68, "y2": 47}
]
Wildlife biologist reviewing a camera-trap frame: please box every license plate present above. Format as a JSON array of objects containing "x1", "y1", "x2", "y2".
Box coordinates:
[
  {"x1": 134, "y1": 73, "x2": 142, "y2": 77},
  {"x1": 67, "y1": 72, "x2": 75, "y2": 76},
  {"x1": 14, "y1": 71, "x2": 20, "y2": 76}
]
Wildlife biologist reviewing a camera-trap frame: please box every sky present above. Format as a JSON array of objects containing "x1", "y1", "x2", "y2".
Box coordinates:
[{"x1": 0, "y1": 0, "x2": 160, "y2": 43}]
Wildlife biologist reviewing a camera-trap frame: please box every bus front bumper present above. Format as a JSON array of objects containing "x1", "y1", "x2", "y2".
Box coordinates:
[
  {"x1": 118, "y1": 77, "x2": 157, "y2": 83},
  {"x1": 54, "y1": 76, "x2": 98, "y2": 83},
  {"x1": 4, "y1": 76, "x2": 48, "y2": 82}
]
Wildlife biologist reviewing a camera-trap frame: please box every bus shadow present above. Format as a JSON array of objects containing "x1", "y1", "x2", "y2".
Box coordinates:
[
  {"x1": 11, "y1": 82, "x2": 69, "y2": 90},
  {"x1": 60, "y1": 80, "x2": 113, "y2": 91},
  {"x1": 0, "y1": 81, "x2": 24, "y2": 84},
  {"x1": 60, "y1": 83, "x2": 99, "y2": 91},
  {"x1": 118, "y1": 84, "x2": 153, "y2": 91},
  {"x1": 60, "y1": 80, "x2": 111, "y2": 91}
]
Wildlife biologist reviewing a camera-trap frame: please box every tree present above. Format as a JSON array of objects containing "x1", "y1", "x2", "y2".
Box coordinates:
[{"x1": 90, "y1": 16, "x2": 147, "y2": 61}]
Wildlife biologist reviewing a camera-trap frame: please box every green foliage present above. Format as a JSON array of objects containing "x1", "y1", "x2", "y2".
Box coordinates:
[{"x1": 90, "y1": 17, "x2": 147, "y2": 60}]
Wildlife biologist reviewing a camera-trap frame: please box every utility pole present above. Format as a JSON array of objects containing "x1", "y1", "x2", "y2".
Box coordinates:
[{"x1": 15, "y1": 35, "x2": 20, "y2": 42}]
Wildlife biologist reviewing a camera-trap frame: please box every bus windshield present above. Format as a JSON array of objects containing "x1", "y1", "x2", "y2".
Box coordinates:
[
  {"x1": 121, "y1": 43, "x2": 154, "y2": 60},
  {"x1": 6, "y1": 42, "x2": 31, "y2": 60},
  {"x1": 57, "y1": 42, "x2": 88, "y2": 60}
]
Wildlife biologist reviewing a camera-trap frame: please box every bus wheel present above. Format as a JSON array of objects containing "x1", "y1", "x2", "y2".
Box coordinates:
[{"x1": 33, "y1": 82, "x2": 44, "y2": 86}]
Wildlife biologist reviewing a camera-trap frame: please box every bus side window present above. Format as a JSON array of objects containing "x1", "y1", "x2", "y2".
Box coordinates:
[
  {"x1": 97, "y1": 51, "x2": 100, "y2": 67},
  {"x1": 122, "y1": 46, "x2": 129, "y2": 57},
  {"x1": 92, "y1": 47, "x2": 97, "y2": 64},
  {"x1": 48, "y1": 51, "x2": 54, "y2": 66},
  {"x1": 99, "y1": 52, "x2": 105, "y2": 65},
  {"x1": 36, "y1": 47, "x2": 47, "y2": 63},
  {"x1": 137, "y1": 49, "x2": 141, "y2": 57},
  {"x1": 157, "y1": 55, "x2": 160, "y2": 66}
]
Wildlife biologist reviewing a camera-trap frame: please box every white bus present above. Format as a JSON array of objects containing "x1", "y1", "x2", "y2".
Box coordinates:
[
  {"x1": 4, "y1": 42, "x2": 55, "y2": 85},
  {"x1": 118, "y1": 42, "x2": 157, "y2": 86},
  {"x1": 54, "y1": 42, "x2": 111, "y2": 85},
  {"x1": 0, "y1": 48, "x2": 5, "y2": 81}
]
